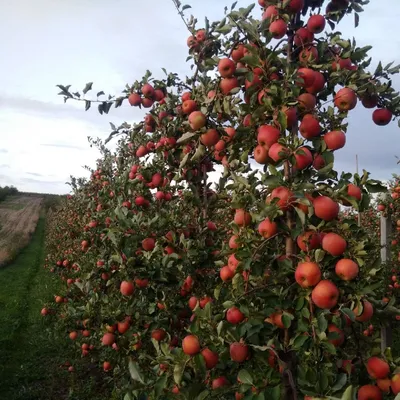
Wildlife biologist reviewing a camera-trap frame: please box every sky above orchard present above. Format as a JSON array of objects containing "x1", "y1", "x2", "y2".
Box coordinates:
[{"x1": 0, "y1": 0, "x2": 399, "y2": 194}]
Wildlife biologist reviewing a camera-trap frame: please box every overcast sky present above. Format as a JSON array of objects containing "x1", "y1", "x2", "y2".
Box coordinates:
[{"x1": 0, "y1": 0, "x2": 399, "y2": 194}]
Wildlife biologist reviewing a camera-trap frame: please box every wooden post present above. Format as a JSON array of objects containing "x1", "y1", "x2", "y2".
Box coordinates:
[{"x1": 380, "y1": 205, "x2": 393, "y2": 351}]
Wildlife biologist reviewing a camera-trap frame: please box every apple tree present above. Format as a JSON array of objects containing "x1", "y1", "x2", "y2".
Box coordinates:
[{"x1": 44, "y1": 0, "x2": 400, "y2": 399}]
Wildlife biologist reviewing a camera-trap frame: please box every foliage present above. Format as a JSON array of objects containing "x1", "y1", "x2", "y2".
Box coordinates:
[
  {"x1": 0, "y1": 185, "x2": 18, "y2": 202},
  {"x1": 44, "y1": 0, "x2": 400, "y2": 399}
]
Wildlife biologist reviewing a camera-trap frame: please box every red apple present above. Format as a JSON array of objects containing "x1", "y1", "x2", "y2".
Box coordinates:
[
  {"x1": 182, "y1": 335, "x2": 200, "y2": 355},
  {"x1": 297, "y1": 68, "x2": 316, "y2": 87},
  {"x1": 257, "y1": 125, "x2": 280, "y2": 147},
  {"x1": 128, "y1": 93, "x2": 141, "y2": 106},
  {"x1": 269, "y1": 19, "x2": 287, "y2": 39},
  {"x1": 311, "y1": 280, "x2": 339, "y2": 309},
  {"x1": 323, "y1": 130, "x2": 346, "y2": 150},
  {"x1": 254, "y1": 145, "x2": 271, "y2": 164},
  {"x1": 226, "y1": 307, "x2": 245, "y2": 324},
  {"x1": 234, "y1": 209, "x2": 252, "y2": 226},
  {"x1": 218, "y1": 58, "x2": 236, "y2": 78},
  {"x1": 201, "y1": 348, "x2": 219, "y2": 369},
  {"x1": 212, "y1": 377, "x2": 229, "y2": 390},
  {"x1": 334, "y1": 87, "x2": 357, "y2": 111},
  {"x1": 353, "y1": 300, "x2": 374, "y2": 322},
  {"x1": 307, "y1": 15, "x2": 326, "y2": 34},
  {"x1": 335, "y1": 259, "x2": 359, "y2": 280},
  {"x1": 268, "y1": 143, "x2": 289, "y2": 162},
  {"x1": 328, "y1": 324, "x2": 344, "y2": 346},
  {"x1": 220, "y1": 265, "x2": 234, "y2": 281},
  {"x1": 366, "y1": 357, "x2": 390, "y2": 379},
  {"x1": 392, "y1": 374, "x2": 400, "y2": 395},
  {"x1": 347, "y1": 184, "x2": 362, "y2": 200},
  {"x1": 294, "y1": 27, "x2": 314, "y2": 47},
  {"x1": 299, "y1": 46, "x2": 319, "y2": 64},
  {"x1": 258, "y1": 218, "x2": 278, "y2": 238},
  {"x1": 142, "y1": 83, "x2": 155, "y2": 98},
  {"x1": 201, "y1": 129, "x2": 220, "y2": 147},
  {"x1": 357, "y1": 385, "x2": 382, "y2": 400},
  {"x1": 297, "y1": 93, "x2": 316, "y2": 112},
  {"x1": 142, "y1": 238, "x2": 155, "y2": 251},
  {"x1": 306, "y1": 71, "x2": 325, "y2": 94},
  {"x1": 295, "y1": 262, "x2": 321, "y2": 288},
  {"x1": 313, "y1": 196, "x2": 339, "y2": 221},
  {"x1": 299, "y1": 114, "x2": 321, "y2": 139},
  {"x1": 182, "y1": 99, "x2": 197, "y2": 114},
  {"x1": 294, "y1": 147, "x2": 313, "y2": 170},
  {"x1": 220, "y1": 77, "x2": 239, "y2": 95},
  {"x1": 230, "y1": 342, "x2": 249, "y2": 362},
  {"x1": 322, "y1": 233, "x2": 347, "y2": 256},
  {"x1": 269, "y1": 186, "x2": 294, "y2": 211},
  {"x1": 262, "y1": 5, "x2": 278, "y2": 21},
  {"x1": 373, "y1": 108, "x2": 392, "y2": 126},
  {"x1": 120, "y1": 281, "x2": 135, "y2": 296},
  {"x1": 297, "y1": 231, "x2": 320, "y2": 251}
]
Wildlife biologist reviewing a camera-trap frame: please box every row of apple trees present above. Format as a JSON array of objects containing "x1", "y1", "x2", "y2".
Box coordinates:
[{"x1": 42, "y1": 0, "x2": 400, "y2": 399}]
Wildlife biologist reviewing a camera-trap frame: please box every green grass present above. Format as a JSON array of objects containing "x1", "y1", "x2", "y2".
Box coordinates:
[
  {"x1": 0, "y1": 213, "x2": 112, "y2": 400},
  {"x1": 0, "y1": 202, "x2": 25, "y2": 210}
]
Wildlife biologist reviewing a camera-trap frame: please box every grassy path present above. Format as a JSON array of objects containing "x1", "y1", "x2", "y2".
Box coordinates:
[{"x1": 0, "y1": 213, "x2": 68, "y2": 399}]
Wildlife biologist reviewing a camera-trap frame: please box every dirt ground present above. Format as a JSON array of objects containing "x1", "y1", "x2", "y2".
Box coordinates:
[{"x1": 0, "y1": 196, "x2": 43, "y2": 266}]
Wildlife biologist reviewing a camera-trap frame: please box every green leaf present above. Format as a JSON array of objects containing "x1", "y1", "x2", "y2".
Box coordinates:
[
  {"x1": 282, "y1": 313, "x2": 292, "y2": 328},
  {"x1": 129, "y1": 359, "x2": 145, "y2": 384},
  {"x1": 294, "y1": 206, "x2": 306, "y2": 226},
  {"x1": 240, "y1": 55, "x2": 260, "y2": 67},
  {"x1": 340, "y1": 385, "x2": 355, "y2": 400},
  {"x1": 354, "y1": 12, "x2": 359, "y2": 28},
  {"x1": 223, "y1": 301, "x2": 235, "y2": 309},
  {"x1": 174, "y1": 360, "x2": 185, "y2": 385},
  {"x1": 315, "y1": 249, "x2": 325, "y2": 263},
  {"x1": 177, "y1": 131, "x2": 197, "y2": 144},
  {"x1": 332, "y1": 373, "x2": 347, "y2": 392},
  {"x1": 182, "y1": 4, "x2": 191, "y2": 10},
  {"x1": 180, "y1": 153, "x2": 190, "y2": 169},
  {"x1": 83, "y1": 82, "x2": 93, "y2": 94},
  {"x1": 374, "y1": 62, "x2": 383, "y2": 76},
  {"x1": 191, "y1": 144, "x2": 205, "y2": 162},
  {"x1": 124, "y1": 393, "x2": 133, "y2": 400},
  {"x1": 196, "y1": 390, "x2": 210, "y2": 400},
  {"x1": 317, "y1": 313, "x2": 328, "y2": 332},
  {"x1": 237, "y1": 369, "x2": 253, "y2": 385},
  {"x1": 216, "y1": 25, "x2": 232, "y2": 34},
  {"x1": 154, "y1": 374, "x2": 167, "y2": 398},
  {"x1": 85, "y1": 100, "x2": 91, "y2": 111},
  {"x1": 293, "y1": 334, "x2": 309, "y2": 349},
  {"x1": 194, "y1": 353, "x2": 207, "y2": 376},
  {"x1": 264, "y1": 386, "x2": 280, "y2": 400},
  {"x1": 341, "y1": 308, "x2": 355, "y2": 322},
  {"x1": 365, "y1": 181, "x2": 387, "y2": 193}
]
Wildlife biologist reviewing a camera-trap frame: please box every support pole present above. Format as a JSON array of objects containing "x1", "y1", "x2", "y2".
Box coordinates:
[{"x1": 380, "y1": 203, "x2": 393, "y2": 351}]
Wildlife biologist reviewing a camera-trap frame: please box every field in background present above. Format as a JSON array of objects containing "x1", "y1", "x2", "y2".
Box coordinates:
[{"x1": 0, "y1": 196, "x2": 43, "y2": 266}]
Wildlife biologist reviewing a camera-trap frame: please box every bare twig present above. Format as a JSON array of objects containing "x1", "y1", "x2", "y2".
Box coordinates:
[{"x1": 170, "y1": 0, "x2": 194, "y2": 34}]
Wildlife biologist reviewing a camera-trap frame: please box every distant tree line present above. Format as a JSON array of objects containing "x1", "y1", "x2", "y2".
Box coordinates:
[{"x1": 0, "y1": 186, "x2": 18, "y2": 202}]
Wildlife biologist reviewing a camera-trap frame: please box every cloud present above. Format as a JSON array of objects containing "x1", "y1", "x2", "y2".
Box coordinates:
[
  {"x1": 40, "y1": 143, "x2": 86, "y2": 150},
  {"x1": 20, "y1": 177, "x2": 67, "y2": 185},
  {"x1": 26, "y1": 172, "x2": 43, "y2": 177},
  {"x1": 0, "y1": 0, "x2": 399, "y2": 196}
]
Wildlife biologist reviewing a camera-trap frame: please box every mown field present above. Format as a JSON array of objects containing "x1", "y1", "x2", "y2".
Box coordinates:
[{"x1": 0, "y1": 195, "x2": 42, "y2": 266}]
